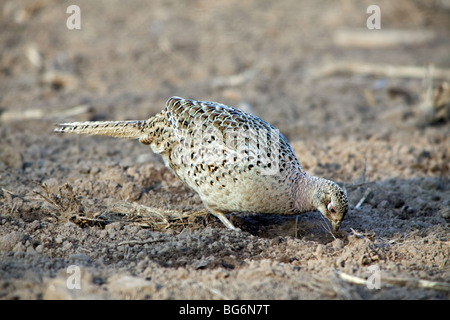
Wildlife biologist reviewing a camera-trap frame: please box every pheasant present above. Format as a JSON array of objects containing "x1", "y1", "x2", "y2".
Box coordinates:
[{"x1": 55, "y1": 97, "x2": 348, "y2": 231}]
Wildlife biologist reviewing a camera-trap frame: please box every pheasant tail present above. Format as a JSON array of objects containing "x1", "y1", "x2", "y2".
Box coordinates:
[{"x1": 54, "y1": 120, "x2": 149, "y2": 140}]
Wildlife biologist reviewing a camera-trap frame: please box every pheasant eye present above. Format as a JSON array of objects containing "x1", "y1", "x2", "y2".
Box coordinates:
[{"x1": 327, "y1": 203, "x2": 336, "y2": 214}]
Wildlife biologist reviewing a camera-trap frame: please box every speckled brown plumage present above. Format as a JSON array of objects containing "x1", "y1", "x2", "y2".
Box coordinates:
[{"x1": 55, "y1": 96, "x2": 348, "y2": 231}]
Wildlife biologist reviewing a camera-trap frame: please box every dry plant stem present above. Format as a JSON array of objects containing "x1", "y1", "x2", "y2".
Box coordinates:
[
  {"x1": 105, "y1": 200, "x2": 210, "y2": 231},
  {"x1": 313, "y1": 62, "x2": 450, "y2": 80},
  {"x1": 333, "y1": 28, "x2": 436, "y2": 48},
  {"x1": 355, "y1": 188, "x2": 372, "y2": 209},
  {"x1": 350, "y1": 228, "x2": 375, "y2": 240},
  {"x1": 336, "y1": 271, "x2": 450, "y2": 293},
  {"x1": 319, "y1": 214, "x2": 337, "y2": 240},
  {"x1": 35, "y1": 183, "x2": 83, "y2": 220},
  {"x1": 0, "y1": 104, "x2": 91, "y2": 122},
  {"x1": 206, "y1": 287, "x2": 231, "y2": 300}
]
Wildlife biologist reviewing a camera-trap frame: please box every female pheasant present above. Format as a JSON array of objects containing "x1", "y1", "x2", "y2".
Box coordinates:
[{"x1": 55, "y1": 97, "x2": 348, "y2": 231}]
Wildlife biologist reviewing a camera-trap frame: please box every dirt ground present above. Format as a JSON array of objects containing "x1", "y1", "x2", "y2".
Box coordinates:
[{"x1": 0, "y1": 0, "x2": 449, "y2": 300}]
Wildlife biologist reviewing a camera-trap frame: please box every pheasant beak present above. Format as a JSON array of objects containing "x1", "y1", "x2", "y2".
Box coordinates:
[{"x1": 332, "y1": 221, "x2": 341, "y2": 232}]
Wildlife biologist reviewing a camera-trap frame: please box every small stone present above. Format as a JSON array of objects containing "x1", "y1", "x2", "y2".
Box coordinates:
[
  {"x1": 378, "y1": 200, "x2": 389, "y2": 209},
  {"x1": 62, "y1": 241, "x2": 73, "y2": 251},
  {"x1": 69, "y1": 253, "x2": 91, "y2": 263},
  {"x1": 336, "y1": 257, "x2": 345, "y2": 267},
  {"x1": 136, "y1": 229, "x2": 152, "y2": 240},
  {"x1": 393, "y1": 198, "x2": 405, "y2": 208},
  {"x1": 12, "y1": 242, "x2": 26, "y2": 253},
  {"x1": 332, "y1": 238, "x2": 345, "y2": 250},
  {"x1": 0, "y1": 231, "x2": 24, "y2": 252},
  {"x1": 136, "y1": 250, "x2": 147, "y2": 261},
  {"x1": 359, "y1": 255, "x2": 372, "y2": 266},
  {"x1": 26, "y1": 246, "x2": 36, "y2": 254},
  {"x1": 29, "y1": 220, "x2": 41, "y2": 231},
  {"x1": 315, "y1": 244, "x2": 325, "y2": 255},
  {"x1": 440, "y1": 207, "x2": 450, "y2": 220},
  {"x1": 193, "y1": 258, "x2": 210, "y2": 269}
]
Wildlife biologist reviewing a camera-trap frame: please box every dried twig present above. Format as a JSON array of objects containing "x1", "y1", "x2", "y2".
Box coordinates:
[
  {"x1": 35, "y1": 182, "x2": 84, "y2": 219},
  {"x1": 336, "y1": 271, "x2": 450, "y2": 293},
  {"x1": 1, "y1": 188, "x2": 16, "y2": 197},
  {"x1": 207, "y1": 287, "x2": 231, "y2": 300},
  {"x1": 100, "y1": 200, "x2": 209, "y2": 231},
  {"x1": 355, "y1": 188, "x2": 372, "y2": 209},
  {"x1": 350, "y1": 228, "x2": 376, "y2": 241},
  {"x1": 0, "y1": 104, "x2": 91, "y2": 122},
  {"x1": 311, "y1": 62, "x2": 450, "y2": 80},
  {"x1": 336, "y1": 271, "x2": 367, "y2": 286},
  {"x1": 319, "y1": 214, "x2": 337, "y2": 240},
  {"x1": 210, "y1": 69, "x2": 257, "y2": 88},
  {"x1": 333, "y1": 28, "x2": 436, "y2": 48}
]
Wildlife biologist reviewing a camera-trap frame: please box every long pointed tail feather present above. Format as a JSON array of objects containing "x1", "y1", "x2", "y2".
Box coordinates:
[{"x1": 54, "y1": 120, "x2": 149, "y2": 140}]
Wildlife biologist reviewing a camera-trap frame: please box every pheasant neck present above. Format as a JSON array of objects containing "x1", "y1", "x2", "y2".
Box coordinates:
[{"x1": 293, "y1": 174, "x2": 324, "y2": 213}]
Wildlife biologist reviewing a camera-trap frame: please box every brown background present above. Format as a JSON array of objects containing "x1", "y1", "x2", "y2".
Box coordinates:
[{"x1": 0, "y1": 0, "x2": 449, "y2": 299}]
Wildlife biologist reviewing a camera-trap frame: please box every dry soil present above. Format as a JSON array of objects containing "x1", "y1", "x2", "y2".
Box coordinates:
[{"x1": 0, "y1": 0, "x2": 449, "y2": 300}]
